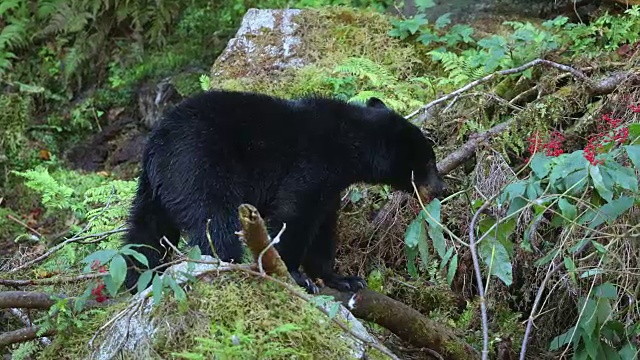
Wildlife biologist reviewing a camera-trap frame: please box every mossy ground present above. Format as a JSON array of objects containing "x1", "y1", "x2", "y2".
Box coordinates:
[{"x1": 39, "y1": 273, "x2": 382, "y2": 360}]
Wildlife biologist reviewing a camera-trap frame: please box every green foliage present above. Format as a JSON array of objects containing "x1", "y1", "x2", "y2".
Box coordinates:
[
  {"x1": 549, "y1": 283, "x2": 638, "y2": 360},
  {"x1": 405, "y1": 199, "x2": 458, "y2": 287},
  {"x1": 544, "y1": 6, "x2": 640, "y2": 57},
  {"x1": 326, "y1": 57, "x2": 429, "y2": 113}
]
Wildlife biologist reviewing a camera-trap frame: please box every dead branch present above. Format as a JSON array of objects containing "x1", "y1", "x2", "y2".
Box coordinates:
[
  {"x1": 8, "y1": 308, "x2": 52, "y2": 346},
  {"x1": 237, "y1": 204, "x2": 291, "y2": 279},
  {"x1": 0, "y1": 273, "x2": 104, "y2": 287},
  {"x1": 0, "y1": 291, "x2": 56, "y2": 309},
  {"x1": 320, "y1": 287, "x2": 480, "y2": 360},
  {"x1": 0, "y1": 326, "x2": 56, "y2": 348},
  {"x1": 8, "y1": 228, "x2": 127, "y2": 274}
]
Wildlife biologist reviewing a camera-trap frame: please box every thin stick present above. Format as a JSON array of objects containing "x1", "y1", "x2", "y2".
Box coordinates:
[
  {"x1": 257, "y1": 223, "x2": 286, "y2": 274},
  {"x1": 469, "y1": 201, "x2": 492, "y2": 360},
  {"x1": 405, "y1": 58, "x2": 593, "y2": 120},
  {"x1": 0, "y1": 273, "x2": 104, "y2": 287},
  {"x1": 7, "y1": 214, "x2": 42, "y2": 238},
  {"x1": 519, "y1": 262, "x2": 563, "y2": 360},
  {"x1": 9, "y1": 227, "x2": 127, "y2": 274}
]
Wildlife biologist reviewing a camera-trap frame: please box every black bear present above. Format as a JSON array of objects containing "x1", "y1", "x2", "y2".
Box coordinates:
[{"x1": 123, "y1": 90, "x2": 446, "y2": 294}]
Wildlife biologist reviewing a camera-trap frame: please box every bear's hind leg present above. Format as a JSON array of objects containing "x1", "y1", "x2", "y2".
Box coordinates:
[
  {"x1": 301, "y1": 195, "x2": 366, "y2": 292},
  {"x1": 123, "y1": 173, "x2": 181, "y2": 292}
]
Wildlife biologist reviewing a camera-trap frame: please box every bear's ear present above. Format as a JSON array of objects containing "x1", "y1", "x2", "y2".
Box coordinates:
[{"x1": 366, "y1": 97, "x2": 388, "y2": 109}]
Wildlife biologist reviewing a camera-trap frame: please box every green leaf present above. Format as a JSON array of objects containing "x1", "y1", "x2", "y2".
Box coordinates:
[
  {"x1": 583, "y1": 332, "x2": 599, "y2": 359},
  {"x1": 120, "y1": 248, "x2": 149, "y2": 268},
  {"x1": 578, "y1": 298, "x2": 598, "y2": 335},
  {"x1": 415, "y1": 0, "x2": 436, "y2": 11},
  {"x1": 535, "y1": 248, "x2": 560, "y2": 266},
  {"x1": 404, "y1": 214, "x2": 426, "y2": 248},
  {"x1": 590, "y1": 165, "x2": 613, "y2": 202},
  {"x1": 406, "y1": 246, "x2": 418, "y2": 278},
  {"x1": 166, "y1": 276, "x2": 187, "y2": 302},
  {"x1": 594, "y1": 282, "x2": 618, "y2": 300},
  {"x1": 549, "y1": 151, "x2": 588, "y2": 191},
  {"x1": 152, "y1": 274, "x2": 164, "y2": 305},
  {"x1": 591, "y1": 240, "x2": 607, "y2": 254},
  {"x1": 564, "y1": 256, "x2": 577, "y2": 284},
  {"x1": 435, "y1": 13, "x2": 452, "y2": 30},
  {"x1": 447, "y1": 254, "x2": 458, "y2": 286},
  {"x1": 549, "y1": 326, "x2": 577, "y2": 351},
  {"x1": 625, "y1": 145, "x2": 640, "y2": 169},
  {"x1": 588, "y1": 196, "x2": 634, "y2": 229},
  {"x1": 424, "y1": 199, "x2": 447, "y2": 259},
  {"x1": 81, "y1": 249, "x2": 117, "y2": 271},
  {"x1": 596, "y1": 297, "x2": 613, "y2": 324},
  {"x1": 629, "y1": 124, "x2": 640, "y2": 144},
  {"x1": 137, "y1": 270, "x2": 154, "y2": 294},
  {"x1": 478, "y1": 234, "x2": 512, "y2": 286},
  {"x1": 109, "y1": 254, "x2": 127, "y2": 292},
  {"x1": 558, "y1": 198, "x2": 577, "y2": 220},
  {"x1": 187, "y1": 246, "x2": 202, "y2": 261},
  {"x1": 580, "y1": 268, "x2": 604, "y2": 278},
  {"x1": 619, "y1": 343, "x2": 638, "y2": 360},
  {"x1": 602, "y1": 160, "x2": 638, "y2": 193},
  {"x1": 440, "y1": 246, "x2": 454, "y2": 272},
  {"x1": 530, "y1": 153, "x2": 553, "y2": 178}
]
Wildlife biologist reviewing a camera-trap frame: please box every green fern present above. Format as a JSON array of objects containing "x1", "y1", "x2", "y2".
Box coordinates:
[
  {"x1": 0, "y1": 22, "x2": 28, "y2": 49},
  {"x1": 428, "y1": 50, "x2": 486, "y2": 87},
  {"x1": 334, "y1": 57, "x2": 395, "y2": 87}
]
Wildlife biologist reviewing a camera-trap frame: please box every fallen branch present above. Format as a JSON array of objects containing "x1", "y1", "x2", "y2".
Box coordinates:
[
  {"x1": 0, "y1": 326, "x2": 56, "y2": 348},
  {"x1": 7, "y1": 308, "x2": 52, "y2": 346},
  {"x1": 9, "y1": 227, "x2": 127, "y2": 274},
  {"x1": 320, "y1": 287, "x2": 479, "y2": 360},
  {"x1": 406, "y1": 58, "x2": 637, "y2": 122},
  {"x1": 0, "y1": 291, "x2": 112, "y2": 310}
]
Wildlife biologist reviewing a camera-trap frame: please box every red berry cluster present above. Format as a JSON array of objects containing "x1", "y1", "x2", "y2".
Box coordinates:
[
  {"x1": 629, "y1": 103, "x2": 640, "y2": 113},
  {"x1": 583, "y1": 113, "x2": 629, "y2": 166},
  {"x1": 90, "y1": 260, "x2": 109, "y2": 303},
  {"x1": 527, "y1": 130, "x2": 565, "y2": 158}
]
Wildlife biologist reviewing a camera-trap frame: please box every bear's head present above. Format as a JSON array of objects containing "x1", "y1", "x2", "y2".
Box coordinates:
[{"x1": 365, "y1": 97, "x2": 448, "y2": 201}]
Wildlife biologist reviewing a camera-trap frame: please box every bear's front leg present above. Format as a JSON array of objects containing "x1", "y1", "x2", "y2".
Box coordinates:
[
  {"x1": 301, "y1": 194, "x2": 367, "y2": 293},
  {"x1": 267, "y1": 194, "x2": 326, "y2": 294}
]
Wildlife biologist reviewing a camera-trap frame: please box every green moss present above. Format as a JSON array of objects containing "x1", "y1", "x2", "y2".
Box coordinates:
[
  {"x1": 153, "y1": 275, "x2": 358, "y2": 359},
  {"x1": 38, "y1": 301, "x2": 130, "y2": 360}
]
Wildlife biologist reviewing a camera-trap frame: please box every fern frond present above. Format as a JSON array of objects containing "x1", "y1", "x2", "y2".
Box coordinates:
[
  {"x1": 0, "y1": 0, "x2": 21, "y2": 17},
  {"x1": 334, "y1": 57, "x2": 395, "y2": 88},
  {"x1": 0, "y1": 22, "x2": 28, "y2": 49},
  {"x1": 42, "y1": 3, "x2": 92, "y2": 35},
  {"x1": 36, "y1": 0, "x2": 63, "y2": 19}
]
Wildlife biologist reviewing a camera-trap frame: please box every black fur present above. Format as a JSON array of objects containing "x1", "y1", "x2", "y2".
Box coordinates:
[{"x1": 123, "y1": 90, "x2": 446, "y2": 293}]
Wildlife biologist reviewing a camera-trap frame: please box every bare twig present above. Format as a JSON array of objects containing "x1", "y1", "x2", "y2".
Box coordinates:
[
  {"x1": 0, "y1": 273, "x2": 105, "y2": 287},
  {"x1": 407, "y1": 59, "x2": 640, "y2": 123},
  {"x1": 8, "y1": 227, "x2": 127, "y2": 274},
  {"x1": 7, "y1": 214, "x2": 42, "y2": 238},
  {"x1": 469, "y1": 201, "x2": 492, "y2": 360},
  {"x1": 519, "y1": 262, "x2": 563, "y2": 360}
]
